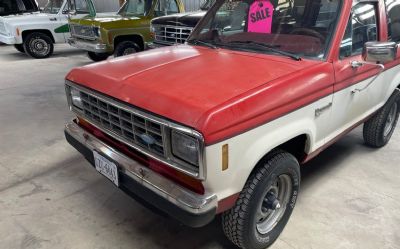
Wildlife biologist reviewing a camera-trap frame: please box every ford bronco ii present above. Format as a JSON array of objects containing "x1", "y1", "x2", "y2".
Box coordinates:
[
  {"x1": 64, "y1": 0, "x2": 400, "y2": 248},
  {"x1": 67, "y1": 0, "x2": 185, "y2": 61}
]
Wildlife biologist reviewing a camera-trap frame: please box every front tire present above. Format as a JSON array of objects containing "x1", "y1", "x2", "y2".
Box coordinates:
[
  {"x1": 114, "y1": 41, "x2": 140, "y2": 57},
  {"x1": 23, "y1": 32, "x2": 54, "y2": 59},
  {"x1": 363, "y1": 90, "x2": 400, "y2": 148},
  {"x1": 14, "y1": 44, "x2": 25, "y2": 53},
  {"x1": 222, "y1": 150, "x2": 300, "y2": 249},
  {"x1": 87, "y1": 51, "x2": 109, "y2": 62}
]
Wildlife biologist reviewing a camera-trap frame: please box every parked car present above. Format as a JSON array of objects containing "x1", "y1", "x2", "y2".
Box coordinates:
[
  {"x1": 64, "y1": 0, "x2": 400, "y2": 248},
  {"x1": 67, "y1": 0, "x2": 185, "y2": 61},
  {"x1": 0, "y1": 0, "x2": 38, "y2": 16},
  {"x1": 149, "y1": 0, "x2": 214, "y2": 47},
  {"x1": 0, "y1": 0, "x2": 89, "y2": 58}
]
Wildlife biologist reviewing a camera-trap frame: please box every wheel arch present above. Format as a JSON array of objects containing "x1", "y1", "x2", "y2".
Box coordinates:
[
  {"x1": 21, "y1": 29, "x2": 55, "y2": 43},
  {"x1": 113, "y1": 34, "x2": 145, "y2": 51}
]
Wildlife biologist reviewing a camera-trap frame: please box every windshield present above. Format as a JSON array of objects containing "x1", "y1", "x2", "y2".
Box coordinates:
[
  {"x1": 189, "y1": 0, "x2": 342, "y2": 59},
  {"x1": 118, "y1": 0, "x2": 152, "y2": 16},
  {"x1": 0, "y1": 0, "x2": 38, "y2": 15},
  {"x1": 200, "y1": 0, "x2": 216, "y2": 10},
  {"x1": 42, "y1": 0, "x2": 63, "y2": 14}
]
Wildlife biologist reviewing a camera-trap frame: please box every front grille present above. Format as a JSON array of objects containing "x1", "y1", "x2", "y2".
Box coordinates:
[
  {"x1": 70, "y1": 24, "x2": 96, "y2": 40},
  {"x1": 0, "y1": 21, "x2": 6, "y2": 35},
  {"x1": 153, "y1": 25, "x2": 193, "y2": 45},
  {"x1": 77, "y1": 91, "x2": 166, "y2": 157}
]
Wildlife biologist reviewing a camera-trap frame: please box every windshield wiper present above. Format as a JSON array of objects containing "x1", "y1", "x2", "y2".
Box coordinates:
[
  {"x1": 187, "y1": 39, "x2": 217, "y2": 49},
  {"x1": 224, "y1": 41, "x2": 301, "y2": 61}
]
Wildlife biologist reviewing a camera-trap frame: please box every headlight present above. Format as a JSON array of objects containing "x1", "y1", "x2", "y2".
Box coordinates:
[
  {"x1": 171, "y1": 130, "x2": 200, "y2": 166},
  {"x1": 93, "y1": 27, "x2": 101, "y2": 37},
  {"x1": 70, "y1": 87, "x2": 83, "y2": 109}
]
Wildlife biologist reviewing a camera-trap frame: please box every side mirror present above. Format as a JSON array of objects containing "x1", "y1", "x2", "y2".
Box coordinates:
[{"x1": 363, "y1": 41, "x2": 397, "y2": 63}]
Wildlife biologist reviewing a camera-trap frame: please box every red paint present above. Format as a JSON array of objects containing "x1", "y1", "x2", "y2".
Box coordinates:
[
  {"x1": 216, "y1": 193, "x2": 240, "y2": 214},
  {"x1": 67, "y1": 46, "x2": 333, "y2": 145},
  {"x1": 77, "y1": 118, "x2": 205, "y2": 195},
  {"x1": 66, "y1": 0, "x2": 397, "y2": 148}
]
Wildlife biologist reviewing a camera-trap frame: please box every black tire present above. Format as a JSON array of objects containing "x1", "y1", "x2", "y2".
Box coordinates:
[
  {"x1": 14, "y1": 44, "x2": 25, "y2": 53},
  {"x1": 23, "y1": 32, "x2": 54, "y2": 59},
  {"x1": 363, "y1": 90, "x2": 400, "y2": 148},
  {"x1": 114, "y1": 41, "x2": 140, "y2": 57},
  {"x1": 87, "y1": 51, "x2": 109, "y2": 62},
  {"x1": 222, "y1": 150, "x2": 300, "y2": 249}
]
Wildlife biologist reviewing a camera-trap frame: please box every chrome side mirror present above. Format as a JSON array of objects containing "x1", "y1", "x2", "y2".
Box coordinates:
[{"x1": 362, "y1": 41, "x2": 397, "y2": 63}]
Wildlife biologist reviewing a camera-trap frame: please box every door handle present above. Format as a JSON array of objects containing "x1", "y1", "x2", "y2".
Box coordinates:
[
  {"x1": 49, "y1": 18, "x2": 57, "y2": 21},
  {"x1": 350, "y1": 61, "x2": 385, "y2": 94}
]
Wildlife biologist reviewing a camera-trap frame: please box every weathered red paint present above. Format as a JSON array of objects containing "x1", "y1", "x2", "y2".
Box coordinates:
[
  {"x1": 66, "y1": 0, "x2": 396, "y2": 150},
  {"x1": 67, "y1": 47, "x2": 334, "y2": 145}
]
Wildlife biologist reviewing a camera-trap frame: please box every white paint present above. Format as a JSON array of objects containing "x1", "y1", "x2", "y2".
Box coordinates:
[
  {"x1": 202, "y1": 64, "x2": 400, "y2": 202},
  {"x1": 0, "y1": 0, "x2": 71, "y2": 45}
]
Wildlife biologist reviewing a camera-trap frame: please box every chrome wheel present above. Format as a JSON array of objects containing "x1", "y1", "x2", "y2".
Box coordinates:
[
  {"x1": 29, "y1": 38, "x2": 50, "y2": 57},
  {"x1": 384, "y1": 102, "x2": 398, "y2": 137},
  {"x1": 256, "y1": 174, "x2": 292, "y2": 235}
]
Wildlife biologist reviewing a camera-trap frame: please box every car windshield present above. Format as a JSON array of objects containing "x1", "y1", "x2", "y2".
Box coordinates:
[
  {"x1": 42, "y1": 0, "x2": 63, "y2": 14},
  {"x1": 200, "y1": 0, "x2": 216, "y2": 10},
  {"x1": 0, "y1": 0, "x2": 38, "y2": 15},
  {"x1": 118, "y1": 0, "x2": 153, "y2": 16},
  {"x1": 189, "y1": 0, "x2": 342, "y2": 60}
]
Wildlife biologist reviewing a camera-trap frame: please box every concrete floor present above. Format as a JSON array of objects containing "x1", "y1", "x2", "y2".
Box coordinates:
[{"x1": 0, "y1": 44, "x2": 399, "y2": 249}]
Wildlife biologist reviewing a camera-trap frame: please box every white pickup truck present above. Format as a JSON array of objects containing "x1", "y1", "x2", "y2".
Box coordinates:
[{"x1": 0, "y1": 0, "x2": 92, "y2": 58}]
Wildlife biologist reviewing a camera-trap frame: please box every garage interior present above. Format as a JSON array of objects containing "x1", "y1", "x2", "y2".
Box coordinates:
[{"x1": 0, "y1": 1, "x2": 400, "y2": 249}]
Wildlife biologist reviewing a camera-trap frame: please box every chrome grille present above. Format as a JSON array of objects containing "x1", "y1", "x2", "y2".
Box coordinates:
[
  {"x1": 153, "y1": 25, "x2": 193, "y2": 45},
  {"x1": 70, "y1": 24, "x2": 96, "y2": 40},
  {"x1": 0, "y1": 21, "x2": 6, "y2": 35},
  {"x1": 78, "y1": 91, "x2": 166, "y2": 157}
]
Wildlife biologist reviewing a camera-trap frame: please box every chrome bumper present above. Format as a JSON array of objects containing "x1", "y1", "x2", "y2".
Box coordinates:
[
  {"x1": 68, "y1": 37, "x2": 108, "y2": 53},
  {"x1": 65, "y1": 121, "x2": 217, "y2": 219}
]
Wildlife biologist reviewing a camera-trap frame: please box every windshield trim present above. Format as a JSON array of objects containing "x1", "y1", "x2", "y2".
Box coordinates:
[{"x1": 188, "y1": 0, "x2": 344, "y2": 61}]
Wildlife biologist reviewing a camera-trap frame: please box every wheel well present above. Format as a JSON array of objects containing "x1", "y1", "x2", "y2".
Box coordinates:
[
  {"x1": 22, "y1": 30, "x2": 55, "y2": 43},
  {"x1": 276, "y1": 135, "x2": 308, "y2": 162},
  {"x1": 114, "y1": 35, "x2": 144, "y2": 51},
  {"x1": 244, "y1": 134, "x2": 308, "y2": 191}
]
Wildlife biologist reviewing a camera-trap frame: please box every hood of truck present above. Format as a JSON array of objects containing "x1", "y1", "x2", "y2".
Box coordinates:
[
  {"x1": 69, "y1": 13, "x2": 141, "y2": 26},
  {"x1": 67, "y1": 45, "x2": 323, "y2": 143},
  {"x1": 151, "y1": 11, "x2": 206, "y2": 27},
  {"x1": 1, "y1": 12, "x2": 51, "y2": 24}
]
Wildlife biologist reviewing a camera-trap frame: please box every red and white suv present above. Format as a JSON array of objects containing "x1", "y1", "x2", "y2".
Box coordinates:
[{"x1": 64, "y1": 0, "x2": 400, "y2": 248}]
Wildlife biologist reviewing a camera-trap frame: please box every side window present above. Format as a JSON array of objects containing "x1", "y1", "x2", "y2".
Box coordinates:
[
  {"x1": 385, "y1": 0, "x2": 400, "y2": 42},
  {"x1": 70, "y1": 0, "x2": 90, "y2": 14},
  {"x1": 155, "y1": 0, "x2": 179, "y2": 17},
  {"x1": 340, "y1": 3, "x2": 377, "y2": 58}
]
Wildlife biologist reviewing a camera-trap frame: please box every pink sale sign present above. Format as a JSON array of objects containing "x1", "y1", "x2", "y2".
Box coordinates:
[{"x1": 248, "y1": 0, "x2": 274, "y2": 33}]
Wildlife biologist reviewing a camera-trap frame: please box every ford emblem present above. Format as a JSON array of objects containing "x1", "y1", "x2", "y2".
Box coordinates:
[{"x1": 139, "y1": 133, "x2": 156, "y2": 145}]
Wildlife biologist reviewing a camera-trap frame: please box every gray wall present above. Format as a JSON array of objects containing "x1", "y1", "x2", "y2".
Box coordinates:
[
  {"x1": 36, "y1": 0, "x2": 120, "y2": 12},
  {"x1": 182, "y1": 0, "x2": 202, "y2": 11},
  {"x1": 37, "y1": 0, "x2": 201, "y2": 13}
]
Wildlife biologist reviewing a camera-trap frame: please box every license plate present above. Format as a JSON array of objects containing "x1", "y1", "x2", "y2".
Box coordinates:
[{"x1": 93, "y1": 151, "x2": 119, "y2": 187}]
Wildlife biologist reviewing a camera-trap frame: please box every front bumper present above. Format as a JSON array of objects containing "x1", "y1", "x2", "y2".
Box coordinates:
[
  {"x1": 68, "y1": 37, "x2": 109, "y2": 53},
  {"x1": 0, "y1": 34, "x2": 16, "y2": 44},
  {"x1": 64, "y1": 121, "x2": 217, "y2": 227}
]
